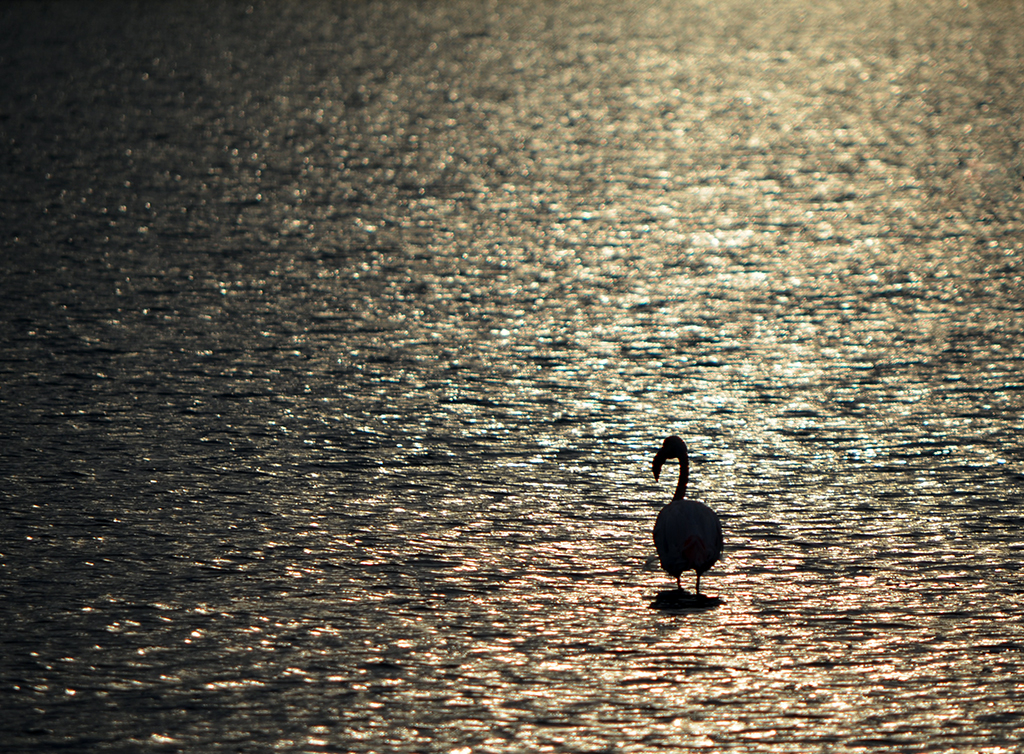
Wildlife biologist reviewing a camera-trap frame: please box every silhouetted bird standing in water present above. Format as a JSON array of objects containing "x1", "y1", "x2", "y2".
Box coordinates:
[{"x1": 652, "y1": 436, "x2": 723, "y2": 594}]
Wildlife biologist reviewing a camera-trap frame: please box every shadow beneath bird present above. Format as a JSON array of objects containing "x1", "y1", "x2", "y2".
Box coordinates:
[{"x1": 649, "y1": 588, "x2": 722, "y2": 611}]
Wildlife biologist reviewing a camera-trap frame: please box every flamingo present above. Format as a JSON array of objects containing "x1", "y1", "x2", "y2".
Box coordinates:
[{"x1": 652, "y1": 436, "x2": 723, "y2": 594}]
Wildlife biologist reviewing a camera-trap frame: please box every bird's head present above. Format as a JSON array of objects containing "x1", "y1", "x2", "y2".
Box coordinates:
[{"x1": 652, "y1": 435, "x2": 688, "y2": 481}]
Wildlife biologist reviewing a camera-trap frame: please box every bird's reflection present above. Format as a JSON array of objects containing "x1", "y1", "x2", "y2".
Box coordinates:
[{"x1": 649, "y1": 589, "x2": 723, "y2": 611}]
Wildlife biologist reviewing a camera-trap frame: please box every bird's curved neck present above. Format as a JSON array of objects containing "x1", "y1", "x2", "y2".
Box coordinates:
[{"x1": 674, "y1": 456, "x2": 689, "y2": 501}]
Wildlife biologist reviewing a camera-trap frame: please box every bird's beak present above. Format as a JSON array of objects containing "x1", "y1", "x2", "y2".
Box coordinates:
[{"x1": 652, "y1": 451, "x2": 665, "y2": 481}]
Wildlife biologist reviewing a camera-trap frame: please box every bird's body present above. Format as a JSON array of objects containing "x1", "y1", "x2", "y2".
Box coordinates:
[
  {"x1": 653, "y1": 497, "x2": 722, "y2": 591},
  {"x1": 652, "y1": 436, "x2": 723, "y2": 594}
]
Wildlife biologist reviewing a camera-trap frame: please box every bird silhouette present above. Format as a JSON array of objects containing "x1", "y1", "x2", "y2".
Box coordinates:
[{"x1": 652, "y1": 436, "x2": 723, "y2": 594}]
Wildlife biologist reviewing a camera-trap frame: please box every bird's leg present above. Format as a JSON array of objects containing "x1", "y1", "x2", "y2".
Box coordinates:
[
  {"x1": 676, "y1": 574, "x2": 683, "y2": 591},
  {"x1": 695, "y1": 572, "x2": 701, "y2": 596}
]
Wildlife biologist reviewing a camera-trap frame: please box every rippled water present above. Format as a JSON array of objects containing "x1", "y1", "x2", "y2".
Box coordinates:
[{"x1": 2, "y1": 1, "x2": 1023, "y2": 751}]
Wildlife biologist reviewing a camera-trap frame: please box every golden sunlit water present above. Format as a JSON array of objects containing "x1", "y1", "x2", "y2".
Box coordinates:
[{"x1": 2, "y1": 1, "x2": 1023, "y2": 752}]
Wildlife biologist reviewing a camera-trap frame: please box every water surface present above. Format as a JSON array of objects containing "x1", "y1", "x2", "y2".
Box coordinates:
[{"x1": 2, "y1": 1, "x2": 1023, "y2": 751}]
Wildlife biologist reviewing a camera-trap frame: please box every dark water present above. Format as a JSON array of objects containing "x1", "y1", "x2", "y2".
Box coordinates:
[{"x1": 2, "y1": 1, "x2": 1023, "y2": 751}]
